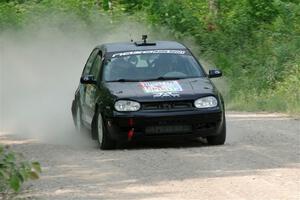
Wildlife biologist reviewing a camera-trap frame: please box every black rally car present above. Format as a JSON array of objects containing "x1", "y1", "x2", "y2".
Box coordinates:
[{"x1": 72, "y1": 36, "x2": 226, "y2": 149}]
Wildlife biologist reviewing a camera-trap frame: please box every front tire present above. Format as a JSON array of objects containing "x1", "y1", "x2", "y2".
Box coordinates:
[
  {"x1": 93, "y1": 110, "x2": 116, "y2": 150},
  {"x1": 207, "y1": 119, "x2": 226, "y2": 145}
]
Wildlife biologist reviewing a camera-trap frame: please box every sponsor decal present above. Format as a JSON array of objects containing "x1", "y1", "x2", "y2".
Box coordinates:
[
  {"x1": 140, "y1": 81, "x2": 182, "y2": 97},
  {"x1": 153, "y1": 92, "x2": 180, "y2": 98},
  {"x1": 140, "y1": 81, "x2": 182, "y2": 93},
  {"x1": 112, "y1": 50, "x2": 186, "y2": 58}
]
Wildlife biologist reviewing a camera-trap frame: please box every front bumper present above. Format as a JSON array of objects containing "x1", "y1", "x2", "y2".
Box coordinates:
[{"x1": 104, "y1": 108, "x2": 225, "y2": 141}]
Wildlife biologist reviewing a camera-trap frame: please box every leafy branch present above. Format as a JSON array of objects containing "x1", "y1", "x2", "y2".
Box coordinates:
[{"x1": 0, "y1": 145, "x2": 41, "y2": 197}]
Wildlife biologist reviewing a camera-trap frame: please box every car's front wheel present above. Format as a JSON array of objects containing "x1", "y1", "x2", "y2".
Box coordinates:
[
  {"x1": 94, "y1": 110, "x2": 116, "y2": 150},
  {"x1": 207, "y1": 119, "x2": 226, "y2": 145}
]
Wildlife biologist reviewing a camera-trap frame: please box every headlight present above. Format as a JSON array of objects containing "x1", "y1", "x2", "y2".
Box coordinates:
[
  {"x1": 194, "y1": 96, "x2": 218, "y2": 108},
  {"x1": 114, "y1": 100, "x2": 141, "y2": 112}
]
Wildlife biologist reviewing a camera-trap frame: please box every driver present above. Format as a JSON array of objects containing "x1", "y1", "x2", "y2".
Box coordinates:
[
  {"x1": 153, "y1": 54, "x2": 177, "y2": 76},
  {"x1": 154, "y1": 54, "x2": 190, "y2": 78}
]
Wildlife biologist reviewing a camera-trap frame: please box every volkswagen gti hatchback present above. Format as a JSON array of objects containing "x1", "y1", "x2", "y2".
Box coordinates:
[{"x1": 72, "y1": 36, "x2": 226, "y2": 149}]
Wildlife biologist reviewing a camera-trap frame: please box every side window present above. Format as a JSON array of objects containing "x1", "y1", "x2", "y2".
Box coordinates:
[
  {"x1": 82, "y1": 49, "x2": 98, "y2": 76},
  {"x1": 90, "y1": 52, "x2": 102, "y2": 80}
]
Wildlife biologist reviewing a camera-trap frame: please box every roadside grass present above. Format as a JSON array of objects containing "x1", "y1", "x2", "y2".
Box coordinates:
[{"x1": 226, "y1": 91, "x2": 300, "y2": 115}]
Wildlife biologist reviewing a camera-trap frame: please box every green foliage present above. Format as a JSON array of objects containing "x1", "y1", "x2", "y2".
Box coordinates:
[
  {"x1": 0, "y1": 0, "x2": 299, "y2": 113},
  {"x1": 0, "y1": 0, "x2": 115, "y2": 33},
  {"x1": 120, "y1": 0, "x2": 300, "y2": 114},
  {"x1": 247, "y1": 0, "x2": 279, "y2": 23},
  {"x1": 0, "y1": 145, "x2": 41, "y2": 195},
  {"x1": 102, "y1": 0, "x2": 108, "y2": 10}
]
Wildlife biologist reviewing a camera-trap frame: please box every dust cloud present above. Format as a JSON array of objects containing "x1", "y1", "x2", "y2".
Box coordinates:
[{"x1": 0, "y1": 17, "x2": 159, "y2": 146}]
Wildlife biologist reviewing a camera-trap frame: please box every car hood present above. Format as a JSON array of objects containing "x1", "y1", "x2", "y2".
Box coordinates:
[{"x1": 104, "y1": 78, "x2": 217, "y2": 102}]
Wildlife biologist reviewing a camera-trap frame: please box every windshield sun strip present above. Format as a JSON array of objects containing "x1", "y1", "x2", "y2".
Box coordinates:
[{"x1": 106, "y1": 49, "x2": 191, "y2": 58}]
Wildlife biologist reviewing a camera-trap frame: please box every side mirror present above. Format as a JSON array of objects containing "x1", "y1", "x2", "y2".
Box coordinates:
[
  {"x1": 208, "y1": 69, "x2": 222, "y2": 78},
  {"x1": 80, "y1": 75, "x2": 97, "y2": 84}
]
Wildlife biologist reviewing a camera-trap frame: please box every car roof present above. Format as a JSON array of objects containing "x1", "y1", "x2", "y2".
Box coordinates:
[{"x1": 97, "y1": 41, "x2": 187, "y2": 53}]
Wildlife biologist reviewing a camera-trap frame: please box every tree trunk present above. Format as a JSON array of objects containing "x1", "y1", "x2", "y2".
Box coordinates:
[
  {"x1": 207, "y1": 0, "x2": 219, "y2": 31},
  {"x1": 208, "y1": 0, "x2": 219, "y2": 17}
]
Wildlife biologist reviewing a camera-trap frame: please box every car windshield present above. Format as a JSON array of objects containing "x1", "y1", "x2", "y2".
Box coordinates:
[{"x1": 103, "y1": 53, "x2": 205, "y2": 82}]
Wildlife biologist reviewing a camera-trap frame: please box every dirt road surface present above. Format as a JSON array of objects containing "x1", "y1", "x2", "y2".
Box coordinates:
[{"x1": 1, "y1": 112, "x2": 299, "y2": 200}]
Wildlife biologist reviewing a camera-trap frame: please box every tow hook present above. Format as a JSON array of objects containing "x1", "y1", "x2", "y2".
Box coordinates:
[{"x1": 128, "y1": 128, "x2": 134, "y2": 141}]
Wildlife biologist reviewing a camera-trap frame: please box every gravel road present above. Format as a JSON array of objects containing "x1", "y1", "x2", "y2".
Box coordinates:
[{"x1": 1, "y1": 112, "x2": 299, "y2": 200}]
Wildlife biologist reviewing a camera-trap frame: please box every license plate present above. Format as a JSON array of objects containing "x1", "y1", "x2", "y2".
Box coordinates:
[{"x1": 145, "y1": 125, "x2": 192, "y2": 134}]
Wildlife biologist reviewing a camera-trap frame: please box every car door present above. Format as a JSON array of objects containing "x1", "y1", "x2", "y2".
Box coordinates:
[
  {"x1": 82, "y1": 51, "x2": 103, "y2": 124},
  {"x1": 79, "y1": 49, "x2": 99, "y2": 125}
]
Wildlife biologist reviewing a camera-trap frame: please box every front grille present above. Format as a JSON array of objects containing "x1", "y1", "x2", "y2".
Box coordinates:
[{"x1": 142, "y1": 101, "x2": 193, "y2": 111}]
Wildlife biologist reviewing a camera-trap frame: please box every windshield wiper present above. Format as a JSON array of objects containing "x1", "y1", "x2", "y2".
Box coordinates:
[
  {"x1": 107, "y1": 76, "x2": 200, "y2": 82},
  {"x1": 142, "y1": 76, "x2": 189, "y2": 81},
  {"x1": 106, "y1": 79, "x2": 141, "y2": 82}
]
